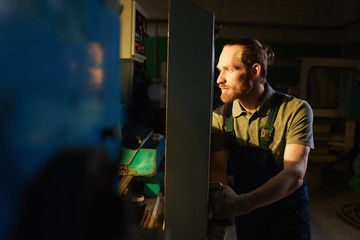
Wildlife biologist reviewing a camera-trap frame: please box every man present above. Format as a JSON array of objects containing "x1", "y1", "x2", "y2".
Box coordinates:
[{"x1": 208, "y1": 38, "x2": 314, "y2": 240}]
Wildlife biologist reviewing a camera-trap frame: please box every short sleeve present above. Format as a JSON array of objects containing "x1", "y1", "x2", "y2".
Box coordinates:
[
  {"x1": 286, "y1": 100, "x2": 314, "y2": 149},
  {"x1": 211, "y1": 106, "x2": 228, "y2": 152}
]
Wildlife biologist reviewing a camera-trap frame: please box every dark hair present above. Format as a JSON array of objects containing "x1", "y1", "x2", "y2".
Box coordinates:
[{"x1": 226, "y1": 38, "x2": 274, "y2": 82}]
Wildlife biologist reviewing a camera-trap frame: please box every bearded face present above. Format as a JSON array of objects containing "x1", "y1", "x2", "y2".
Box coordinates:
[
  {"x1": 217, "y1": 45, "x2": 253, "y2": 103},
  {"x1": 218, "y1": 69, "x2": 252, "y2": 103}
]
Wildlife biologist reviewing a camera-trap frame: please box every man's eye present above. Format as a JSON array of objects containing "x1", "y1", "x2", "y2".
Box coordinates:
[{"x1": 226, "y1": 68, "x2": 232, "y2": 72}]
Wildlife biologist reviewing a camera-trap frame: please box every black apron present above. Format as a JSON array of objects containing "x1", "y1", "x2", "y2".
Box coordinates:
[{"x1": 225, "y1": 92, "x2": 311, "y2": 240}]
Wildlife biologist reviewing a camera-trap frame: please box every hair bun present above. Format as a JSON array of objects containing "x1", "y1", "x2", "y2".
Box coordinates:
[{"x1": 264, "y1": 46, "x2": 275, "y2": 66}]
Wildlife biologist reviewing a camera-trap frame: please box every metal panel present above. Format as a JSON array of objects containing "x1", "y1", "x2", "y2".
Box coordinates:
[
  {"x1": 119, "y1": 0, "x2": 147, "y2": 62},
  {"x1": 165, "y1": 0, "x2": 214, "y2": 239}
]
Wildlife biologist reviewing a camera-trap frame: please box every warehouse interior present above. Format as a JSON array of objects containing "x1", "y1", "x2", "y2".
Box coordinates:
[
  {"x1": 1, "y1": 0, "x2": 360, "y2": 239},
  {"x1": 137, "y1": 0, "x2": 360, "y2": 239}
]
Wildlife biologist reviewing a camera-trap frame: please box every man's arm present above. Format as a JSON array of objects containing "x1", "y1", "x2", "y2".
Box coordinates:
[
  {"x1": 245, "y1": 143, "x2": 310, "y2": 213},
  {"x1": 209, "y1": 150, "x2": 229, "y2": 186},
  {"x1": 209, "y1": 144, "x2": 310, "y2": 219}
]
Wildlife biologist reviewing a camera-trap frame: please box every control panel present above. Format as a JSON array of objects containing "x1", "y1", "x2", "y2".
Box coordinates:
[
  {"x1": 134, "y1": 9, "x2": 147, "y2": 57},
  {"x1": 119, "y1": 0, "x2": 147, "y2": 62}
]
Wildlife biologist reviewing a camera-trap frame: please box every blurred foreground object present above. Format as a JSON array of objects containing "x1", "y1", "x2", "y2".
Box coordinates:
[
  {"x1": 0, "y1": 0, "x2": 122, "y2": 239},
  {"x1": 12, "y1": 148, "x2": 127, "y2": 240}
]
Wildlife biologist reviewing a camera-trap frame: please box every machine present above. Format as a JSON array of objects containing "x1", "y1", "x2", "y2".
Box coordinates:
[
  {"x1": 118, "y1": 128, "x2": 165, "y2": 229},
  {"x1": 0, "y1": 0, "x2": 215, "y2": 239},
  {"x1": 118, "y1": 0, "x2": 166, "y2": 230}
]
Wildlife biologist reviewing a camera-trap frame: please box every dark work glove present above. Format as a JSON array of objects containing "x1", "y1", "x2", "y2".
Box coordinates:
[
  {"x1": 209, "y1": 184, "x2": 246, "y2": 220},
  {"x1": 207, "y1": 218, "x2": 233, "y2": 240}
]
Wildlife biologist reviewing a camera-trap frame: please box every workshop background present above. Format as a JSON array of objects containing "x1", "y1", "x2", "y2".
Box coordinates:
[
  {"x1": 1, "y1": 0, "x2": 360, "y2": 240},
  {"x1": 138, "y1": 0, "x2": 360, "y2": 239}
]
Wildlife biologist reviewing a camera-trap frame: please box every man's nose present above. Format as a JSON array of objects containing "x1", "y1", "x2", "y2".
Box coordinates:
[{"x1": 216, "y1": 72, "x2": 225, "y2": 85}]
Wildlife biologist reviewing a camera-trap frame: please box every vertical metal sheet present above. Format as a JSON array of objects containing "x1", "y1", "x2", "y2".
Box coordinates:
[{"x1": 165, "y1": 0, "x2": 214, "y2": 239}]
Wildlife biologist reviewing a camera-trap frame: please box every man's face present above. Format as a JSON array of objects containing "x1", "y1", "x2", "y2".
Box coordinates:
[{"x1": 216, "y1": 45, "x2": 253, "y2": 103}]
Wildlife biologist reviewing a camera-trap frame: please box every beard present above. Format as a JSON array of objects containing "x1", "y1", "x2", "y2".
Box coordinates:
[
  {"x1": 219, "y1": 87, "x2": 239, "y2": 103},
  {"x1": 219, "y1": 78, "x2": 252, "y2": 103}
]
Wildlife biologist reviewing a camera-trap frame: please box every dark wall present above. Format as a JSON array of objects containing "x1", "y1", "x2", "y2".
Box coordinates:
[{"x1": 215, "y1": 39, "x2": 360, "y2": 90}]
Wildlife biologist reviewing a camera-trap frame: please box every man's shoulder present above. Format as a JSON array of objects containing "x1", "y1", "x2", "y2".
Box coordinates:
[
  {"x1": 280, "y1": 93, "x2": 313, "y2": 117},
  {"x1": 281, "y1": 93, "x2": 311, "y2": 109},
  {"x1": 212, "y1": 103, "x2": 232, "y2": 129},
  {"x1": 213, "y1": 103, "x2": 229, "y2": 116}
]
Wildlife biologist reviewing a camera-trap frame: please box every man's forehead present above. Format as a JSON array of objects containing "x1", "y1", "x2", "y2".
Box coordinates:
[
  {"x1": 217, "y1": 45, "x2": 243, "y2": 66},
  {"x1": 222, "y1": 45, "x2": 243, "y2": 57}
]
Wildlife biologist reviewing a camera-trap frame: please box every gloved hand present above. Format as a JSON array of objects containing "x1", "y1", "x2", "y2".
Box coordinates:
[
  {"x1": 209, "y1": 184, "x2": 246, "y2": 220},
  {"x1": 207, "y1": 218, "x2": 233, "y2": 240}
]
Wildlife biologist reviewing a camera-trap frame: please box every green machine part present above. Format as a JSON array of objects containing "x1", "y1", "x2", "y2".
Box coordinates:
[
  {"x1": 138, "y1": 171, "x2": 165, "y2": 197},
  {"x1": 120, "y1": 147, "x2": 158, "y2": 176},
  {"x1": 119, "y1": 129, "x2": 165, "y2": 177},
  {"x1": 144, "y1": 180, "x2": 161, "y2": 197}
]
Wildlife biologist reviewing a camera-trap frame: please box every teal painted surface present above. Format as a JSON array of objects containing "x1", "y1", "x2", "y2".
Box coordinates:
[
  {"x1": 119, "y1": 147, "x2": 138, "y2": 165},
  {"x1": 119, "y1": 133, "x2": 165, "y2": 176},
  {"x1": 127, "y1": 148, "x2": 157, "y2": 176},
  {"x1": 144, "y1": 180, "x2": 161, "y2": 197},
  {"x1": 138, "y1": 172, "x2": 165, "y2": 188}
]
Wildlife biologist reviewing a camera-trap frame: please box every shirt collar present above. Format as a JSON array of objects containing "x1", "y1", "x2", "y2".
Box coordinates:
[
  {"x1": 232, "y1": 83, "x2": 275, "y2": 118},
  {"x1": 258, "y1": 83, "x2": 275, "y2": 116}
]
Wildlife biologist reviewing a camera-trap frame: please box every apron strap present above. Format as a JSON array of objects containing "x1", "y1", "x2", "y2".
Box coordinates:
[
  {"x1": 225, "y1": 102, "x2": 233, "y2": 133},
  {"x1": 259, "y1": 91, "x2": 283, "y2": 150},
  {"x1": 224, "y1": 91, "x2": 283, "y2": 149}
]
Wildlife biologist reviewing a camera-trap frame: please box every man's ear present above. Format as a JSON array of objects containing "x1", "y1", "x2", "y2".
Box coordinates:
[{"x1": 251, "y1": 63, "x2": 261, "y2": 80}]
